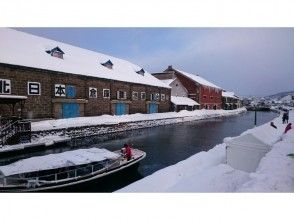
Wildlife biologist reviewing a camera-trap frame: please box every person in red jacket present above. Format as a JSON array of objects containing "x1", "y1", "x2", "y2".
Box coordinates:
[
  {"x1": 284, "y1": 123, "x2": 292, "y2": 134},
  {"x1": 124, "y1": 143, "x2": 132, "y2": 161}
]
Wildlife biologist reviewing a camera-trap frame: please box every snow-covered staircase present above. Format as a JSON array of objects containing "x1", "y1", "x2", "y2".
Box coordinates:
[{"x1": 0, "y1": 119, "x2": 31, "y2": 146}]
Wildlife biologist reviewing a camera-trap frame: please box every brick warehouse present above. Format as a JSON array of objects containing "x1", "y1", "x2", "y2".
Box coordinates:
[
  {"x1": 0, "y1": 29, "x2": 171, "y2": 119},
  {"x1": 152, "y1": 66, "x2": 223, "y2": 109}
]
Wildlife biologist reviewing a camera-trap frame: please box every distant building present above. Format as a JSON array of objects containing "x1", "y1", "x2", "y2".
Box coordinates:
[
  {"x1": 0, "y1": 29, "x2": 171, "y2": 119},
  {"x1": 222, "y1": 91, "x2": 242, "y2": 110},
  {"x1": 152, "y1": 66, "x2": 223, "y2": 109},
  {"x1": 170, "y1": 96, "x2": 199, "y2": 112}
]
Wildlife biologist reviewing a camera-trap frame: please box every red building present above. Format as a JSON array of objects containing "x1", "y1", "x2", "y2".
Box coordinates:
[{"x1": 152, "y1": 66, "x2": 223, "y2": 109}]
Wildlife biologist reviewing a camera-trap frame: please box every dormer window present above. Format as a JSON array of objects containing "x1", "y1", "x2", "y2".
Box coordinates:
[
  {"x1": 101, "y1": 60, "x2": 113, "y2": 69},
  {"x1": 46, "y1": 46, "x2": 65, "y2": 59},
  {"x1": 136, "y1": 68, "x2": 145, "y2": 76}
]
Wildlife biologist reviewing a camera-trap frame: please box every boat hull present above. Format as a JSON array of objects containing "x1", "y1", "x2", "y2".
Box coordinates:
[{"x1": 0, "y1": 151, "x2": 145, "y2": 192}]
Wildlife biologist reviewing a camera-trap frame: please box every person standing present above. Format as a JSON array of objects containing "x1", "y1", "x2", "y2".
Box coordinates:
[
  {"x1": 123, "y1": 143, "x2": 132, "y2": 161},
  {"x1": 285, "y1": 111, "x2": 289, "y2": 123},
  {"x1": 284, "y1": 123, "x2": 292, "y2": 134},
  {"x1": 282, "y1": 112, "x2": 287, "y2": 124}
]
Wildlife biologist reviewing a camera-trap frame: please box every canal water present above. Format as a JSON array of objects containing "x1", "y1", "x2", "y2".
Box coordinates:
[{"x1": 0, "y1": 111, "x2": 279, "y2": 192}]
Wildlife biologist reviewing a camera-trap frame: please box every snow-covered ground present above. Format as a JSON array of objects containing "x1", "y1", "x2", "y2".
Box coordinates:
[
  {"x1": 118, "y1": 111, "x2": 293, "y2": 192},
  {"x1": 32, "y1": 108, "x2": 246, "y2": 131}
]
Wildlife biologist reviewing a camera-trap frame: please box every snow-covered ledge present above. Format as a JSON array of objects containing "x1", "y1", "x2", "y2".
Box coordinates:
[{"x1": 32, "y1": 108, "x2": 247, "y2": 132}]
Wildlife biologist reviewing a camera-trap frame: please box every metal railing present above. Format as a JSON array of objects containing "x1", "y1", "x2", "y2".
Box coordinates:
[{"x1": 0, "y1": 119, "x2": 31, "y2": 146}]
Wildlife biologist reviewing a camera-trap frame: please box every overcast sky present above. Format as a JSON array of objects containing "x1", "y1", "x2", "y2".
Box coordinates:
[{"x1": 16, "y1": 28, "x2": 294, "y2": 97}]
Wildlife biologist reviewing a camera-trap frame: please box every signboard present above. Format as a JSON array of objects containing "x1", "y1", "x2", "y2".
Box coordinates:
[
  {"x1": 0, "y1": 79, "x2": 11, "y2": 94},
  {"x1": 89, "y1": 87, "x2": 97, "y2": 98},
  {"x1": 28, "y1": 82, "x2": 41, "y2": 95},
  {"x1": 55, "y1": 84, "x2": 66, "y2": 97}
]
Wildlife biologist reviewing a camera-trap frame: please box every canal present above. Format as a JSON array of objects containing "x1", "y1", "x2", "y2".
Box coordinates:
[{"x1": 0, "y1": 111, "x2": 279, "y2": 192}]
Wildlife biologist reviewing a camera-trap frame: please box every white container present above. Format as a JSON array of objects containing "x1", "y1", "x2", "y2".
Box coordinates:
[{"x1": 225, "y1": 133, "x2": 271, "y2": 172}]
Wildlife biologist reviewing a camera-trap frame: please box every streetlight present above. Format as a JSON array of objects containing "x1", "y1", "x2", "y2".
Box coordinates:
[{"x1": 254, "y1": 104, "x2": 257, "y2": 126}]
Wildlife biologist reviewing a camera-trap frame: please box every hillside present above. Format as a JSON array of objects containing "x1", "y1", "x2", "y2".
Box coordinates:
[{"x1": 265, "y1": 91, "x2": 294, "y2": 100}]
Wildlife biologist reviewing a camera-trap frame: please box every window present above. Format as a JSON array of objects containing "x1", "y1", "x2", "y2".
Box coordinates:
[
  {"x1": 210, "y1": 96, "x2": 213, "y2": 99},
  {"x1": 166, "y1": 95, "x2": 169, "y2": 101},
  {"x1": 89, "y1": 87, "x2": 97, "y2": 98},
  {"x1": 155, "y1": 93, "x2": 160, "y2": 101},
  {"x1": 141, "y1": 92, "x2": 146, "y2": 100},
  {"x1": 203, "y1": 95, "x2": 207, "y2": 99},
  {"x1": 28, "y1": 82, "x2": 41, "y2": 95},
  {"x1": 103, "y1": 89, "x2": 110, "y2": 99},
  {"x1": 101, "y1": 60, "x2": 113, "y2": 69},
  {"x1": 46, "y1": 47, "x2": 64, "y2": 59},
  {"x1": 136, "y1": 68, "x2": 145, "y2": 76},
  {"x1": 0, "y1": 79, "x2": 11, "y2": 94},
  {"x1": 66, "y1": 85, "x2": 76, "y2": 98},
  {"x1": 205, "y1": 105, "x2": 208, "y2": 109},
  {"x1": 161, "y1": 94, "x2": 165, "y2": 101},
  {"x1": 132, "y1": 91, "x2": 138, "y2": 100},
  {"x1": 117, "y1": 91, "x2": 127, "y2": 99},
  {"x1": 55, "y1": 84, "x2": 66, "y2": 97},
  {"x1": 150, "y1": 94, "x2": 155, "y2": 101}
]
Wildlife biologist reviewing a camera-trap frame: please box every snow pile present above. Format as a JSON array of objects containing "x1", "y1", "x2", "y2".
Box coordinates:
[
  {"x1": 118, "y1": 144, "x2": 228, "y2": 192},
  {"x1": 0, "y1": 148, "x2": 120, "y2": 176},
  {"x1": 118, "y1": 111, "x2": 294, "y2": 192},
  {"x1": 238, "y1": 130, "x2": 294, "y2": 192},
  {"x1": 32, "y1": 108, "x2": 246, "y2": 131},
  {"x1": 171, "y1": 96, "x2": 200, "y2": 106}
]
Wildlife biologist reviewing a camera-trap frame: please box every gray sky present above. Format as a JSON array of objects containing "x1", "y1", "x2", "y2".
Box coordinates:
[{"x1": 17, "y1": 28, "x2": 294, "y2": 97}]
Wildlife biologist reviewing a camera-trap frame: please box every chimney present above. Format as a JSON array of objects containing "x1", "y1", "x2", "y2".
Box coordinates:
[{"x1": 167, "y1": 65, "x2": 173, "y2": 70}]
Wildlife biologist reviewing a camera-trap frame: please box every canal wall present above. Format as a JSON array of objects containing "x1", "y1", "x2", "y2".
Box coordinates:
[
  {"x1": 0, "y1": 108, "x2": 246, "y2": 154},
  {"x1": 31, "y1": 108, "x2": 247, "y2": 140}
]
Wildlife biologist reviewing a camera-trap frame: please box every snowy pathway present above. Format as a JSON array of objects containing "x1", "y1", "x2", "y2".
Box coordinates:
[{"x1": 118, "y1": 111, "x2": 293, "y2": 192}]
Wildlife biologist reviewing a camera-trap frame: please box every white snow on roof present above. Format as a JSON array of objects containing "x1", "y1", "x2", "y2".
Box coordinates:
[
  {"x1": 174, "y1": 68, "x2": 222, "y2": 90},
  {"x1": 160, "y1": 79, "x2": 175, "y2": 85},
  {"x1": 0, "y1": 28, "x2": 170, "y2": 89},
  {"x1": 0, "y1": 148, "x2": 120, "y2": 176},
  {"x1": 171, "y1": 96, "x2": 199, "y2": 106},
  {"x1": 222, "y1": 91, "x2": 236, "y2": 98},
  {"x1": 0, "y1": 95, "x2": 27, "y2": 99}
]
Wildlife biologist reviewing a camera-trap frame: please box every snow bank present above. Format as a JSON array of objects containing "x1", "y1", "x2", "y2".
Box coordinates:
[
  {"x1": 118, "y1": 111, "x2": 294, "y2": 192},
  {"x1": 32, "y1": 108, "x2": 246, "y2": 131},
  {"x1": 238, "y1": 130, "x2": 294, "y2": 192},
  {"x1": 118, "y1": 144, "x2": 227, "y2": 192}
]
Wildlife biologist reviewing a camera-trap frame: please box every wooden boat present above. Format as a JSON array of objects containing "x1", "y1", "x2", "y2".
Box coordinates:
[{"x1": 0, "y1": 147, "x2": 146, "y2": 192}]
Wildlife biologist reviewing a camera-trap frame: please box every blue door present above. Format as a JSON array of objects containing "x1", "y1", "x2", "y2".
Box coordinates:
[
  {"x1": 115, "y1": 103, "x2": 126, "y2": 115},
  {"x1": 149, "y1": 103, "x2": 158, "y2": 114},
  {"x1": 62, "y1": 103, "x2": 80, "y2": 118}
]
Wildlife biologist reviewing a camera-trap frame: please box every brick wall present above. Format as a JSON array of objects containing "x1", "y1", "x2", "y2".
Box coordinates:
[
  {"x1": 199, "y1": 86, "x2": 222, "y2": 109},
  {"x1": 0, "y1": 63, "x2": 171, "y2": 119}
]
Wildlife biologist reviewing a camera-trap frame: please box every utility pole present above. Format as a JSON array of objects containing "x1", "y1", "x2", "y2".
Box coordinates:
[{"x1": 254, "y1": 105, "x2": 257, "y2": 126}]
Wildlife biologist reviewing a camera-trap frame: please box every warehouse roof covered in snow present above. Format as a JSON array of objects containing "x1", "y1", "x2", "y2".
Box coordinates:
[
  {"x1": 174, "y1": 68, "x2": 222, "y2": 90},
  {"x1": 0, "y1": 28, "x2": 170, "y2": 89},
  {"x1": 171, "y1": 96, "x2": 200, "y2": 106}
]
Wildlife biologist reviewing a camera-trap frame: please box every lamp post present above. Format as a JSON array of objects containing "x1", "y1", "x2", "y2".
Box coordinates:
[{"x1": 254, "y1": 105, "x2": 257, "y2": 126}]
